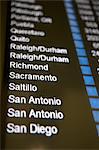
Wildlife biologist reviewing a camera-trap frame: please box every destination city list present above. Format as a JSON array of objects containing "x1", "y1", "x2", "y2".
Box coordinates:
[{"x1": 6, "y1": 0, "x2": 70, "y2": 137}]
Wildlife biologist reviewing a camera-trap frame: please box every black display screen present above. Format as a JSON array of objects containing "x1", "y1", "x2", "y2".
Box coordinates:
[{"x1": 1, "y1": 0, "x2": 99, "y2": 149}]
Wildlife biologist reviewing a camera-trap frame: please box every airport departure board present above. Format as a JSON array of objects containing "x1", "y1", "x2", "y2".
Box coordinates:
[{"x1": 1, "y1": 0, "x2": 99, "y2": 149}]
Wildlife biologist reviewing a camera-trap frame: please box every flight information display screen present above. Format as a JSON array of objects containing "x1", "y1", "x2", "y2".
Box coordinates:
[{"x1": 1, "y1": 0, "x2": 99, "y2": 149}]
